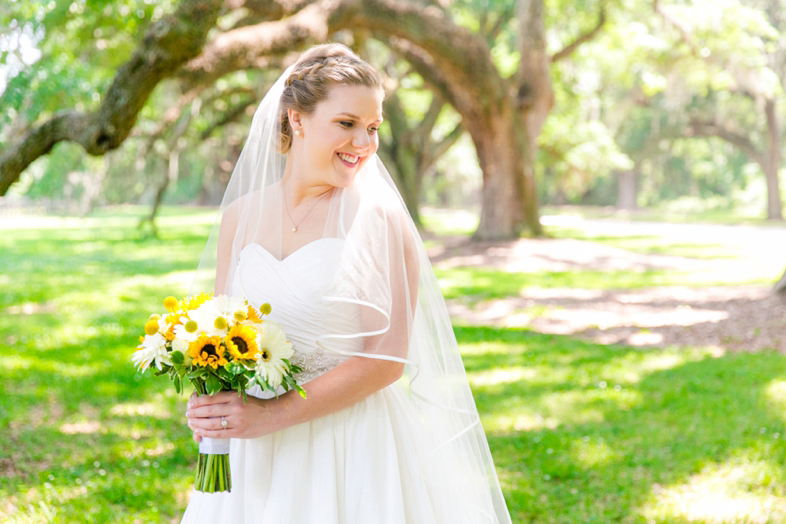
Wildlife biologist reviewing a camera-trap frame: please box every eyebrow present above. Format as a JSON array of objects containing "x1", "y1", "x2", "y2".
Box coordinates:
[{"x1": 336, "y1": 112, "x2": 384, "y2": 123}]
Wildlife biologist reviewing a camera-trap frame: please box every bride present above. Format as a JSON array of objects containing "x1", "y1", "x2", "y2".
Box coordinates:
[{"x1": 181, "y1": 43, "x2": 512, "y2": 524}]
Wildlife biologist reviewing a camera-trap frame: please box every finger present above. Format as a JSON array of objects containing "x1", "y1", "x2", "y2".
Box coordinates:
[
  {"x1": 190, "y1": 391, "x2": 235, "y2": 408},
  {"x1": 187, "y1": 404, "x2": 226, "y2": 419},
  {"x1": 189, "y1": 415, "x2": 229, "y2": 431},
  {"x1": 196, "y1": 428, "x2": 233, "y2": 439}
]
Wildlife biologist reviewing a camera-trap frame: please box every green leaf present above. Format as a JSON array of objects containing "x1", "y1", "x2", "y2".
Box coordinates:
[
  {"x1": 189, "y1": 367, "x2": 207, "y2": 380},
  {"x1": 284, "y1": 375, "x2": 297, "y2": 391},
  {"x1": 171, "y1": 350, "x2": 184, "y2": 365},
  {"x1": 206, "y1": 374, "x2": 221, "y2": 395},
  {"x1": 296, "y1": 385, "x2": 307, "y2": 399},
  {"x1": 227, "y1": 362, "x2": 245, "y2": 375}
]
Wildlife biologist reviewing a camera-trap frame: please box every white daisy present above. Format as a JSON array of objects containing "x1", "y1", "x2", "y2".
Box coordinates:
[
  {"x1": 132, "y1": 333, "x2": 172, "y2": 372},
  {"x1": 255, "y1": 320, "x2": 294, "y2": 388},
  {"x1": 213, "y1": 294, "x2": 248, "y2": 321},
  {"x1": 189, "y1": 300, "x2": 229, "y2": 337},
  {"x1": 174, "y1": 315, "x2": 199, "y2": 342},
  {"x1": 157, "y1": 314, "x2": 171, "y2": 334}
]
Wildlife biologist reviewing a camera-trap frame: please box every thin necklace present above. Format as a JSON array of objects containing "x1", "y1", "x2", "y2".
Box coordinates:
[{"x1": 283, "y1": 189, "x2": 331, "y2": 233}]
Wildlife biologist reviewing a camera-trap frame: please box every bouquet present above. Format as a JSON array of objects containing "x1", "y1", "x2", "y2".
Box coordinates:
[{"x1": 131, "y1": 293, "x2": 306, "y2": 493}]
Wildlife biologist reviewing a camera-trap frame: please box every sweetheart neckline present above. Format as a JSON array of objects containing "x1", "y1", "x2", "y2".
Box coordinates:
[{"x1": 241, "y1": 237, "x2": 344, "y2": 264}]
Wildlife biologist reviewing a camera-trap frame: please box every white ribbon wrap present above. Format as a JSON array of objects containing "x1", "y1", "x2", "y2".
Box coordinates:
[{"x1": 199, "y1": 436, "x2": 230, "y2": 454}]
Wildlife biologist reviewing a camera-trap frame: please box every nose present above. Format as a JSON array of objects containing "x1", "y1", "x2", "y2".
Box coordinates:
[{"x1": 351, "y1": 129, "x2": 372, "y2": 150}]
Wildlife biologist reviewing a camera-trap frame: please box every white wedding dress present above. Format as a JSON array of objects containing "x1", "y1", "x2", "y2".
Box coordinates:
[{"x1": 180, "y1": 239, "x2": 473, "y2": 524}]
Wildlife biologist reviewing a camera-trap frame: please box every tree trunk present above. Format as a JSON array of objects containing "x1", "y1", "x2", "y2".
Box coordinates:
[
  {"x1": 382, "y1": 147, "x2": 422, "y2": 228},
  {"x1": 775, "y1": 266, "x2": 786, "y2": 294},
  {"x1": 471, "y1": 109, "x2": 528, "y2": 239},
  {"x1": 764, "y1": 98, "x2": 783, "y2": 220},
  {"x1": 518, "y1": 111, "x2": 545, "y2": 237},
  {"x1": 617, "y1": 168, "x2": 638, "y2": 210},
  {"x1": 512, "y1": 0, "x2": 553, "y2": 238}
]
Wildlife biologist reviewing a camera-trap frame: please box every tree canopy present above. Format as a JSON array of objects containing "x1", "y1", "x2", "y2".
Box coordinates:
[{"x1": 1, "y1": 0, "x2": 784, "y2": 237}]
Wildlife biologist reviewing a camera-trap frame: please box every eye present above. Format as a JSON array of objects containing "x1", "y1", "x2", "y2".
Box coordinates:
[
  {"x1": 339, "y1": 121, "x2": 353, "y2": 128},
  {"x1": 369, "y1": 126, "x2": 379, "y2": 133}
]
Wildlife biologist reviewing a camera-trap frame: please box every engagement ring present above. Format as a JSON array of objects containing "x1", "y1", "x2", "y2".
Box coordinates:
[{"x1": 221, "y1": 416, "x2": 227, "y2": 429}]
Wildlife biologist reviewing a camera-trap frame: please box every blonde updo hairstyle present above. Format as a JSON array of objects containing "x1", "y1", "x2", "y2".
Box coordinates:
[{"x1": 279, "y1": 43, "x2": 383, "y2": 154}]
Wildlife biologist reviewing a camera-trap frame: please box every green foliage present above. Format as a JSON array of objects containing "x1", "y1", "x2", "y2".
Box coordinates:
[
  {"x1": 0, "y1": 0, "x2": 176, "y2": 133},
  {"x1": 4, "y1": 0, "x2": 785, "y2": 220}
]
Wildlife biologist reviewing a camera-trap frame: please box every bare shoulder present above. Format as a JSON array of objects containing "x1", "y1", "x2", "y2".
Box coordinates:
[{"x1": 220, "y1": 187, "x2": 274, "y2": 229}]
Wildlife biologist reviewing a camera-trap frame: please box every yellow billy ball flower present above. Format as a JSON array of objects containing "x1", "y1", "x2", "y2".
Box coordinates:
[
  {"x1": 234, "y1": 310, "x2": 247, "y2": 322},
  {"x1": 184, "y1": 320, "x2": 198, "y2": 333},
  {"x1": 260, "y1": 303, "x2": 272, "y2": 315},
  {"x1": 149, "y1": 314, "x2": 161, "y2": 322},
  {"x1": 163, "y1": 296, "x2": 178, "y2": 311},
  {"x1": 214, "y1": 316, "x2": 228, "y2": 330},
  {"x1": 144, "y1": 320, "x2": 159, "y2": 335}
]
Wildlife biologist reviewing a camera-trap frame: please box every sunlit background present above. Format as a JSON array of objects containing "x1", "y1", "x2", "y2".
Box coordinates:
[{"x1": 3, "y1": 0, "x2": 786, "y2": 522}]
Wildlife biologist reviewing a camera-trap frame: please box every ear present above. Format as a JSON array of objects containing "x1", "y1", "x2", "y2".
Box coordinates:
[{"x1": 287, "y1": 108, "x2": 303, "y2": 131}]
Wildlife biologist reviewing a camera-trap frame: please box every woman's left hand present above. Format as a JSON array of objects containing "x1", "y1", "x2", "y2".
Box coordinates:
[{"x1": 186, "y1": 391, "x2": 281, "y2": 442}]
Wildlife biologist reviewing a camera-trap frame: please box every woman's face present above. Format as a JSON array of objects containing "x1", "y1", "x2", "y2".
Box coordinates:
[{"x1": 292, "y1": 84, "x2": 384, "y2": 188}]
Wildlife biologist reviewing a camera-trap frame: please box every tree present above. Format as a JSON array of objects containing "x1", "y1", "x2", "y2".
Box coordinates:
[
  {"x1": 378, "y1": 71, "x2": 463, "y2": 228},
  {"x1": 2, "y1": 0, "x2": 614, "y2": 238},
  {"x1": 649, "y1": 0, "x2": 784, "y2": 219}
]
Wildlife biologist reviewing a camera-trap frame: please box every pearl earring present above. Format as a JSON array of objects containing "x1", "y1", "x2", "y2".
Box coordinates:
[{"x1": 294, "y1": 129, "x2": 301, "y2": 136}]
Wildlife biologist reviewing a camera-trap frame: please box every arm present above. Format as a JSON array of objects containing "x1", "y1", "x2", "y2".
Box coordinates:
[
  {"x1": 188, "y1": 354, "x2": 404, "y2": 440},
  {"x1": 213, "y1": 201, "x2": 240, "y2": 296}
]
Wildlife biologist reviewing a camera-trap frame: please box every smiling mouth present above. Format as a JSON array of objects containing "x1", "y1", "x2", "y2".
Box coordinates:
[{"x1": 337, "y1": 152, "x2": 360, "y2": 165}]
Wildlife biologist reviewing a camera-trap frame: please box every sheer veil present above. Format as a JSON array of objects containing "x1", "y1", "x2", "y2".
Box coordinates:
[{"x1": 190, "y1": 56, "x2": 511, "y2": 524}]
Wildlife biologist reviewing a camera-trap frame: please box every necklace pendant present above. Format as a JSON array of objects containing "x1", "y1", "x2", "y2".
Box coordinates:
[{"x1": 292, "y1": 226, "x2": 298, "y2": 233}]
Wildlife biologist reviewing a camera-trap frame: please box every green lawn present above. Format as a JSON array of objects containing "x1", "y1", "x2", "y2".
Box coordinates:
[{"x1": 3, "y1": 207, "x2": 786, "y2": 523}]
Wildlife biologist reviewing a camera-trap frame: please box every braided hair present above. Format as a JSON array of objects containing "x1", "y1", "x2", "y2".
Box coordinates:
[{"x1": 279, "y1": 43, "x2": 383, "y2": 154}]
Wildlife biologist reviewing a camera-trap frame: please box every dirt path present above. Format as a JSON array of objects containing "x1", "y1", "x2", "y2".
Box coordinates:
[{"x1": 431, "y1": 217, "x2": 786, "y2": 352}]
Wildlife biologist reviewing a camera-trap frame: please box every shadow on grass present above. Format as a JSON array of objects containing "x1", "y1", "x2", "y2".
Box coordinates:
[
  {"x1": 0, "y1": 217, "x2": 208, "y2": 521},
  {"x1": 0, "y1": 335, "x2": 196, "y2": 522},
  {"x1": 456, "y1": 326, "x2": 786, "y2": 523}
]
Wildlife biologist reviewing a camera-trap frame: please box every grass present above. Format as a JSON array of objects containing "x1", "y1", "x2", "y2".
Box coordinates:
[
  {"x1": 463, "y1": 326, "x2": 786, "y2": 523},
  {"x1": 3, "y1": 207, "x2": 786, "y2": 523}
]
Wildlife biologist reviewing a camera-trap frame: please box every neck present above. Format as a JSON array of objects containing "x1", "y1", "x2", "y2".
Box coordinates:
[{"x1": 281, "y1": 160, "x2": 333, "y2": 207}]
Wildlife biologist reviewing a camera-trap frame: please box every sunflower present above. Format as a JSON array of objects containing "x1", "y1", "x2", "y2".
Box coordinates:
[
  {"x1": 226, "y1": 325, "x2": 258, "y2": 361},
  {"x1": 188, "y1": 334, "x2": 228, "y2": 369}
]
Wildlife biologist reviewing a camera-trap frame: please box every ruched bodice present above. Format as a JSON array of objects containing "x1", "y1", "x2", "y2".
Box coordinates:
[{"x1": 231, "y1": 239, "x2": 362, "y2": 383}]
